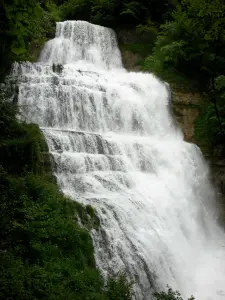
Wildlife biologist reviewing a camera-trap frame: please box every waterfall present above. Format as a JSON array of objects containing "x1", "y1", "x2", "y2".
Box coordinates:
[{"x1": 10, "y1": 20, "x2": 225, "y2": 299}]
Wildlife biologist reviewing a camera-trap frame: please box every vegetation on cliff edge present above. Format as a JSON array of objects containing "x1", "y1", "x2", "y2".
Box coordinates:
[{"x1": 0, "y1": 90, "x2": 133, "y2": 299}]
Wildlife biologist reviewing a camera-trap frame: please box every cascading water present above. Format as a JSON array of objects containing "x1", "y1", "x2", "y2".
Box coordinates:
[{"x1": 9, "y1": 20, "x2": 225, "y2": 299}]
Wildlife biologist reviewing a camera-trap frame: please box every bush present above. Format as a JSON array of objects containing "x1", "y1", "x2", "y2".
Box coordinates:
[{"x1": 154, "y1": 286, "x2": 194, "y2": 300}]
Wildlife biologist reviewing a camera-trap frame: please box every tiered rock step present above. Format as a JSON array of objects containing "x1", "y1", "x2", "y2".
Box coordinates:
[{"x1": 41, "y1": 127, "x2": 164, "y2": 197}]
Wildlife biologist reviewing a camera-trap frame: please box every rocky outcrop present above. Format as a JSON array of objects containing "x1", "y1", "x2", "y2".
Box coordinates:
[
  {"x1": 116, "y1": 28, "x2": 152, "y2": 72},
  {"x1": 120, "y1": 49, "x2": 142, "y2": 72},
  {"x1": 171, "y1": 90, "x2": 200, "y2": 143}
]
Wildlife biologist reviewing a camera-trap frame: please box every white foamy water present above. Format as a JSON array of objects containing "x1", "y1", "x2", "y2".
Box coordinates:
[{"x1": 10, "y1": 21, "x2": 225, "y2": 299}]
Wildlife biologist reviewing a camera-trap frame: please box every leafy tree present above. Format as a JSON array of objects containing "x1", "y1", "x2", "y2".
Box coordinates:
[
  {"x1": 145, "y1": 0, "x2": 225, "y2": 82},
  {"x1": 0, "y1": 0, "x2": 61, "y2": 79},
  {"x1": 61, "y1": 0, "x2": 93, "y2": 22},
  {"x1": 145, "y1": 0, "x2": 225, "y2": 143},
  {"x1": 61, "y1": 0, "x2": 177, "y2": 28}
]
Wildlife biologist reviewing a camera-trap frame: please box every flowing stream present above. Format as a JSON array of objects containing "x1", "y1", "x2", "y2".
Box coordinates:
[{"x1": 9, "y1": 21, "x2": 225, "y2": 299}]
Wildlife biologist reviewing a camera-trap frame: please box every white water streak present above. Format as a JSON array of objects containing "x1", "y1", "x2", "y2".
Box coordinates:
[{"x1": 11, "y1": 20, "x2": 225, "y2": 300}]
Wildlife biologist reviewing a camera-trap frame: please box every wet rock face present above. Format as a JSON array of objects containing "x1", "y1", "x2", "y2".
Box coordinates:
[
  {"x1": 120, "y1": 49, "x2": 142, "y2": 72},
  {"x1": 171, "y1": 91, "x2": 201, "y2": 143}
]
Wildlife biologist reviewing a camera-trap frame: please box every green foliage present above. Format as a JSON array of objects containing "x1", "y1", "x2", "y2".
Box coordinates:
[
  {"x1": 0, "y1": 163, "x2": 133, "y2": 299},
  {"x1": 61, "y1": 0, "x2": 176, "y2": 28},
  {"x1": 153, "y1": 287, "x2": 194, "y2": 300},
  {"x1": 0, "y1": 93, "x2": 49, "y2": 174},
  {"x1": 0, "y1": 0, "x2": 61, "y2": 79},
  {"x1": 142, "y1": 0, "x2": 225, "y2": 145},
  {"x1": 0, "y1": 0, "x2": 176, "y2": 77},
  {"x1": 90, "y1": 0, "x2": 121, "y2": 27},
  {"x1": 61, "y1": 0, "x2": 93, "y2": 22},
  {"x1": 195, "y1": 76, "x2": 225, "y2": 145},
  {"x1": 0, "y1": 89, "x2": 18, "y2": 139},
  {"x1": 0, "y1": 171, "x2": 104, "y2": 299},
  {"x1": 136, "y1": 19, "x2": 158, "y2": 41},
  {"x1": 105, "y1": 272, "x2": 133, "y2": 300},
  {"x1": 145, "y1": 0, "x2": 225, "y2": 83},
  {"x1": 0, "y1": 123, "x2": 49, "y2": 174},
  {"x1": 0, "y1": 88, "x2": 133, "y2": 299}
]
